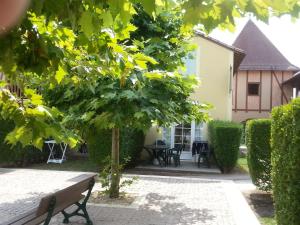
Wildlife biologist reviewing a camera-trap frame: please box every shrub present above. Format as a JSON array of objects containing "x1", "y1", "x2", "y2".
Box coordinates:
[
  {"x1": 120, "y1": 128, "x2": 145, "y2": 167},
  {"x1": 271, "y1": 98, "x2": 300, "y2": 225},
  {"x1": 208, "y1": 120, "x2": 242, "y2": 173},
  {"x1": 87, "y1": 127, "x2": 144, "y2": 168},
  {"x1": 246, "y1": 119, "x2": 271, "y2": 191},
  {"x1": 0, "y1": 119, "x2": 47, "y2": 166},
  {"x1": 86, "y1": 129, "x2": 111, "y2": 167}
]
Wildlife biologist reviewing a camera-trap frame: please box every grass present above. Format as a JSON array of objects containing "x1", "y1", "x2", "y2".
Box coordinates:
[
  {"x1": 29, "y1": 158, "x2": 100, "y2": 172},
  {"x1": 259, "y1": 217, "x2": 276, "y2": 225},
  {"x1": 236, "y1": 157, "x2": 249, "y2": 173}
]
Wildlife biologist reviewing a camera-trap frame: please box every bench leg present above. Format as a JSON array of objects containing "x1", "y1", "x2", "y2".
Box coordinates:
[
  {"x1": 61, "y1": 179, "x2": 95, "y2": 225},
  {"x1": 62, "y1": 202, "x2": 93, "y2": 225},
  {"x1": 44, "y1": 197, "x2": 56, "y2": 225}
]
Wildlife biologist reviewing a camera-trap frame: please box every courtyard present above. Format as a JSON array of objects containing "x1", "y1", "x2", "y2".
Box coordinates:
[{"x1": 0, "y1": 168, "x2": 259, "y2": 225}]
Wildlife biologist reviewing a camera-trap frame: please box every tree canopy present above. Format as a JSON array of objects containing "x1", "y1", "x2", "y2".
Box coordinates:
[{"x1": 0, "y1": 0, "x2": 300, "y2": 149}]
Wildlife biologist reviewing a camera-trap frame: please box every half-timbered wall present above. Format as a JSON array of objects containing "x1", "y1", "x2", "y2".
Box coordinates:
[{"x1": 232, "y1": 70, "x2": 294, "y2": 122}]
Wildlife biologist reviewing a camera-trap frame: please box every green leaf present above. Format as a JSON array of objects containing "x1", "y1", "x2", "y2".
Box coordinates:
[
  {"x1": 24, "y1": 89, "x2": 43, "y2": 105},
  {"x1": 32, "y1": 137, "x2": 44, "y2": 149},
  {"x1": 135, "y1": 60, "x2": 147, "y2": 69},
  {"x1": 0, "y1": 80, "x2": 7, "y2": 88},
  {"x1": 139, "y1": 0, "x2": 156, "y2": 15},
  {"x1": 134, "y1": 111, "x2": 144, "y2": 119},
  {"x1": 79, "y1": 11, "x2": 94, "y2": 38},
  {"x1": 55, "y1": 65, "x2": 67, "y2": 84},
  {"x1": 144, "y1": 71, "x2": 164, "y2": 79},
  {"x1": 134, "y1": 53, "x2": 157, "y2": 65},
  {"x1": 120, "y1": 90, "x2": 137, "y2": 99},
  {"x1": 67, "y1": 137, "x2": 78, "y2": 148},
  {"x1": 30, "y1": 93, "x2": 43, "y2": 105},
  {"x1": 100, "y1": 11, "x2": 114, "y2": 27}
]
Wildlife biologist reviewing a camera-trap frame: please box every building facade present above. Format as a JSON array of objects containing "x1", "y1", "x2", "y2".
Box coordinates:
[
  {"x1": 144, "y1": 33, "x2": 244, "y2": 159},
  {"x1": 232, "y1": 20, "x2": 299, "y2": 122}
]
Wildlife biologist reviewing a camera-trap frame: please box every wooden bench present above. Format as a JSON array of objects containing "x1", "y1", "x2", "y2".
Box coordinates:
[{"x1": 1, "y1": 174, "x2": 96, "y2": 225}]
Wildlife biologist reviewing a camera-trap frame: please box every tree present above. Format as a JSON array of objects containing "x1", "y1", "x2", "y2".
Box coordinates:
[
  {"x1": 42, "y1": 27, "x2": 209, "y2": 197},
  {"x1": 0, "y1": 1, "x2": 209, "y2": 197},
  {"x1": 1, "y1": 0, "x2": 299, "y2": 145},
  {"x1": 0, "y1": 0, "x2": 300, "y2": 197}
]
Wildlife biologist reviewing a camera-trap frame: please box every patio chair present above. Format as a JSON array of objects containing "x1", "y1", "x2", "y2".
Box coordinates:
[
  {"x1": 197, "y1": 142, "x2": 211, "y2": 168},
  {"x1": 157, "y1": 149, "x2": 168, "y2": 167},
  {"x1": 167, "y1": 144, "x2": 184, "y2": 167}
]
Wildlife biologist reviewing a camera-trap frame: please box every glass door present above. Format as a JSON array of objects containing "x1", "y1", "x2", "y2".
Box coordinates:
[
  {"x1": 162, "y1": 122, "x2": 205, "y2": 160},
  {"x1": 174, "y1": 123, "x2": 192, "y2": 159}
]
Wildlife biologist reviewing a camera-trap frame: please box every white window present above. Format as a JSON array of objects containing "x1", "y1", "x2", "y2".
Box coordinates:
[
  {"x1": 194, "y1": 123, "x2": 204, "y2": 141},
  {"x1": 174, "y1": 123, "x2": 191, "y2": 152},
  {"x1": 182, "y1": 49, "x2": 198, "y2": 77}
]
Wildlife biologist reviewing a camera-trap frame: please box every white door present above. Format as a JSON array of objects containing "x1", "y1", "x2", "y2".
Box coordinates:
[
  {"x1": 174, "y1": 123, "x2": 192, "y2": 160},
  {"x1": 162, "y1": 122, "x2": 205, "y2": 160}
]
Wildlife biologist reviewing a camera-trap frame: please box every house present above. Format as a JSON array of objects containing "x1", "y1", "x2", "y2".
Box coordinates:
[
  {"x1": 144, "y1": 33, "x2": 245, "y2": 160},
  {"x1": 232, "y1": 20, "x2": 299, "y2": 122},
  {"x1": 283, "y1": 71, "x2": 300, "y2": 98}
]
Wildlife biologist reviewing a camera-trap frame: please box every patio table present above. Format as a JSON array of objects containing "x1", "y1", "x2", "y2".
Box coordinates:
[{"x1": 144, "y1": 144, "x2": 170, "y2": 167}]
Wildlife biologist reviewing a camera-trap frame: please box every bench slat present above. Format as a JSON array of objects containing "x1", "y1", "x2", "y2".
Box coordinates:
[
  {"x1": 2, "y1": 174, "x2": 96, "y2": 225},
  {"x1": 36, "y1": 174, "x2": 95, "y2": 216},
  {"x1": 11, "y1": 194, "x2": 84, "y2": 225},
  {"x1": 24, "y1": 194, "x2": 84, "y2": 225}
]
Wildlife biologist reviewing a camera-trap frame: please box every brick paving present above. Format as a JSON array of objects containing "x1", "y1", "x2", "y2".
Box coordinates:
[{"x1": 0, "y1": 169, "x2": 259, "y2": 225}]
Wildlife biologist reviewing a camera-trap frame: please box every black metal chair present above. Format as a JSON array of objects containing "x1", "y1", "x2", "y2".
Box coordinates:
[
  {"x1": 197, "y1": 142, "x2": 211, "y2": 168},
  {"x1": 167, "y1": 144, "x2": 184, "y2": 167},
  {"x1": 157, "y1": 149, "x2": 168, "y2": 167}
]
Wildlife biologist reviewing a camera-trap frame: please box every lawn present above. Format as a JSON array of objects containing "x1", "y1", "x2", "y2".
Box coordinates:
[
  {"x1": 260, "y1": 217, "x2": 276, "y2": 225},
  {"x1": 236, "y1": 157, "x2": 249, "y2": 173},
  {"x1": 29, "y1": 158, "x2": 100, "y2": 172}
]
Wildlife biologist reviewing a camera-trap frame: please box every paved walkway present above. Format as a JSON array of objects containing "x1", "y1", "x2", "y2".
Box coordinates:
[{"x1": 0, "y1": 169, "x2": 259, "y2": 225}]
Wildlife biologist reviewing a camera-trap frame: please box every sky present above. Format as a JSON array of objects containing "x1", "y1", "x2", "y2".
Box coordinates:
[{"x1": 209, "y1": 15, "x2": 300, "y2": 68}]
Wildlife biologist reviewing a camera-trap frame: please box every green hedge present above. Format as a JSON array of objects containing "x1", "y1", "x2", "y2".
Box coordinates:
[
  {"x1": 246, "y1": 119, "x2": 271, "y2": 192},
  {"x1": 208, "y1": 120, "x2": 242, "y2": 173},
  {"x1": 0, "y1": 119, "x2": 47, "y2": 166},
  {"x1": 271, "y1": 98, "x2": 300, "y2": 225},
  {"x1": 87, "y1": 127, "x2": 144, "y2": 168}
]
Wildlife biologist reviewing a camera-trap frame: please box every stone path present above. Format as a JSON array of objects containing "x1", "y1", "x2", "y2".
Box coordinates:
[
  {"x1": 0, "y1": 169, "x2": 260, "y2": 225},
  {"x1": 0, "y1": 168, "x2": 95, "y2": 223}
]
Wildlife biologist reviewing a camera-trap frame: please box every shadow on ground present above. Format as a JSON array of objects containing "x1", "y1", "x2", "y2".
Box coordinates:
[
  {"x1": 51, "y1": 192, "x2": 215, "y2": 225},
  {"x1": 244, "y1": 191, "x2": 274, "y2": 218},
  {"x1": 0, "y1": 193, "x2": 46, "y2": 223}
]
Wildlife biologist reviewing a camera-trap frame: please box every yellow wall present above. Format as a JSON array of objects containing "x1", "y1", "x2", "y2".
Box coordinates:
[
  {"x1": 144, "y1": 126, "x2": 162, "y2": 145},
  {"x1": 191, "y1": 36, "x2": 233, "y2": 121},
  {"x1": 144, "y1": 35, "x2": 234, "y2": 145}
]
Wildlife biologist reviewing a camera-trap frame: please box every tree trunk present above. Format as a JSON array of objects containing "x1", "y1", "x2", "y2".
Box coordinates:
[{"x1": 110, "y1": 127, "x2": 120, "y2": 198}]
